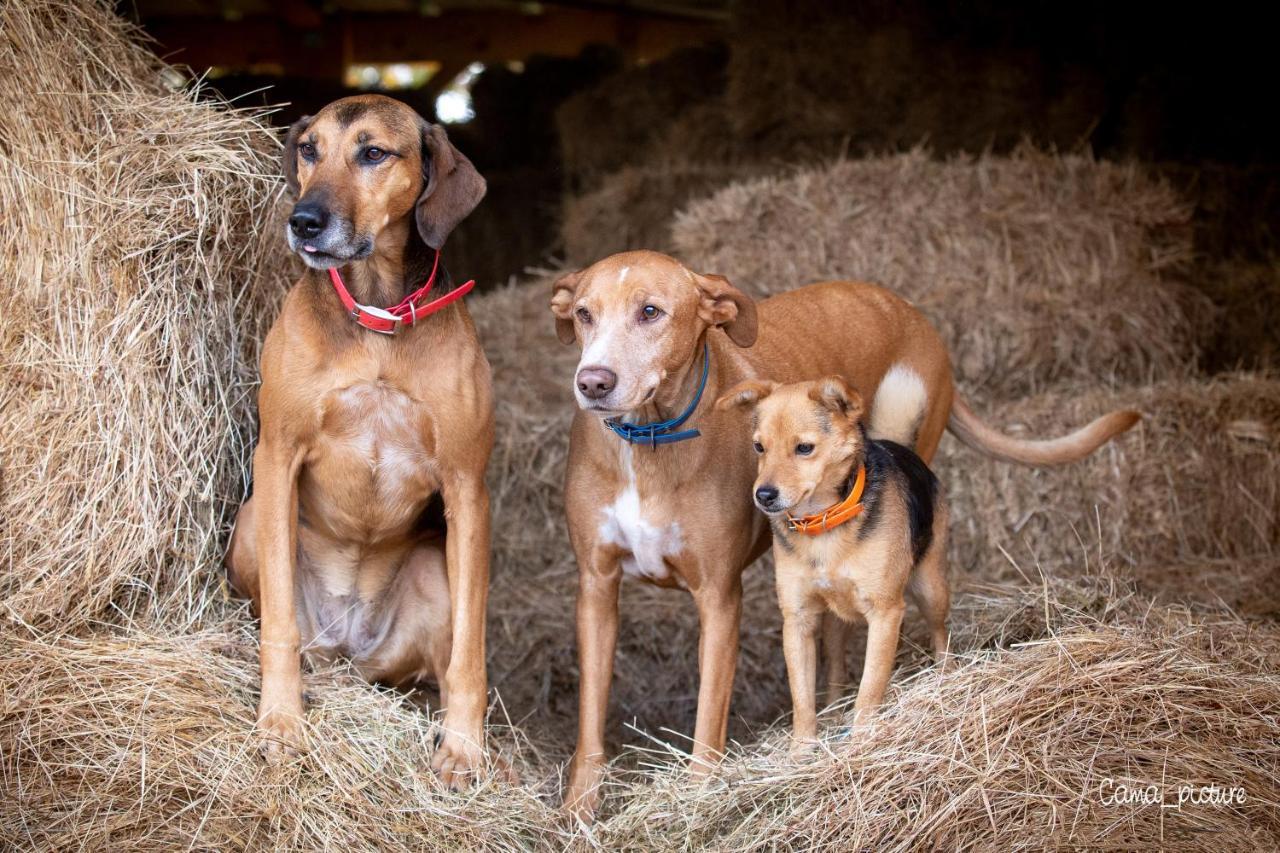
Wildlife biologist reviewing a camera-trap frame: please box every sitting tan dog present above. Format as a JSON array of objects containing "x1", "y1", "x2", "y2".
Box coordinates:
[
  {"x1": 718, "y1": 375, "x2": 950, "y2": 747},
  {"x1": 226, "y1": 95, "x2": 498, "y2": 787},
  {"x1": 550, "y1": 249, "x2": 1137, "y2": 818}
]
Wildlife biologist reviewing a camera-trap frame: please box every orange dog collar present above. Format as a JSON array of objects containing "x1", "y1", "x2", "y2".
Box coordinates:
[{"x1": 786, "y1": 464, "x2": 867, "y2": 535}]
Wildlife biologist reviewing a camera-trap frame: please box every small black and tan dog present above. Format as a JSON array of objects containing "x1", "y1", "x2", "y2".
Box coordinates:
[{"x1": 717, "y1": 372, "x2": 951, "y2": 749}]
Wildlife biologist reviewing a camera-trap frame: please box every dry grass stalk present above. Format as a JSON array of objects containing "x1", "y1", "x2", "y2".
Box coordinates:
[
  {"x1": 0, "y1": 0, "x2": 289, "y2": 630},
  {"x1": 673, "y1": 149, "x2": 1210, "y2": 397}
]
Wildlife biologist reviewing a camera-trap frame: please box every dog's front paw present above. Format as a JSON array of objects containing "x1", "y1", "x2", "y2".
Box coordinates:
[
  {"x1": 256, "y1": 700, "x2": 306, "y2": 760},
  {"x1": 431, "y1": 728, "x2": 508, "y2": 790},
  {"x1": 788, "y1": 735, "x2": 821, "y2": 760},
  {"x1": 564, "y1": 754, "x2": 607, "y2": 823}
]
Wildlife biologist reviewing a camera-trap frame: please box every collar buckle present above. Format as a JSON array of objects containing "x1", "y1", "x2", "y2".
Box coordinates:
[{"x1": 352, "y1": 302, "x2": 401, "y2": 335}]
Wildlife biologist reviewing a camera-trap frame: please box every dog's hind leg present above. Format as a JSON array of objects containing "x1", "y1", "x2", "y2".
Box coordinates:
[
  {"x1": 909, "y1": 502, "x2": 951, "y2": 668},
  {"x1": 225, "y1": 496, "x2": 260, "y2": 603}
]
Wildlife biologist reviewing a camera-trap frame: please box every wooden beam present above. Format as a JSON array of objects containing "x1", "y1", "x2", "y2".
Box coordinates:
[{"x1": 142, "y1": 7, "x2": 722, "y2": 79}]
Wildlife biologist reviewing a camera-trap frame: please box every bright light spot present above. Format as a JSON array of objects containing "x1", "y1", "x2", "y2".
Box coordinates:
[
  {"x1": 434, "y1": 63, "x2": 485, "y2": 124},
  {"x1": 343, "y1": 61, "x2": 439, "y2": 91},
  {"x1": 435, "y1": 90, "x2": 473, "y2": 123},
  {"x1": 387, "y1": 63, "x2": 414, "y2": 88}
]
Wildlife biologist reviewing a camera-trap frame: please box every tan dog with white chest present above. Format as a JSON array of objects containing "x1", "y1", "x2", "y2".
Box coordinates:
[
  {"x1": 719, "y1": 375, "x2": 951, "y2": 747},
  {"x1": 225, "y1": 95, "x2": 499, "y2": 787},
  {"x1": 550, "y1": 249, "x2": 1137, "y2": 819}
]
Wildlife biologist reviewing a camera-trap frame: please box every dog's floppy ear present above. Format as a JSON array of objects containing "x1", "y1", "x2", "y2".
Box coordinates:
[
  {"x1": 716, "y1": 379, "x2": 778, "y2": 412},
  {"x1": 549, "y1": 269, "x2": 584, "y2": 345},
  {"x1": 809, "y1": 376, "x2": 864, "y2": 423},
  {"x1": 692, "y1": 271, "x2": 758, "y2": 347},
  {"x1": 416, "y1": 122, "x2": 487, "y2": 250},
  {"x1": 281, "y1": 115, "x2": 312, "y2": 197}
]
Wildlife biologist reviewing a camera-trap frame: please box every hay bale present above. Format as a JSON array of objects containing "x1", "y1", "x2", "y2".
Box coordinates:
[
  {"x1": 560, "y1": 164, "x2": 748, "y2": 265},
  {"x1": 0, "y1": 622, "x2": 555, "y2": 851},
  {"x1": 594, "y1": 612, "x2": 1280, "y2": 850},
  {"x1": 941, "y1": 374, "x2": 1280, "y2": 579},
  {"x1": 555, "y1": 43, "x2": 729, "y2": 192},
  {"x1": 0, "y1": 1, "x2": 287, "y2": 629},
  {"x1": 722, "y1": 2, "x2": 1118, "y2": 161},
  {"x1": 1127, "y1": 555, "x2": 1280, "y2": 619},
  {"x1": 6, "y1": 582, "x2": 1272, "y2": 849},
  {"x1": 1198, "y1": 256, "x2": 1280, "y2": 371},
  {"x1": 673, "y1": 149, "x2": 1210, "y2": 397}
]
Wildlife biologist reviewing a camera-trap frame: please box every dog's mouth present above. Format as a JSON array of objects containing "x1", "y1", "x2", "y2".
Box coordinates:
[
  {"x1": 296, "y1": 243, "x2": 373, "y2": 268},
  {"x1": 573, "y1": 383, "x2": 656, "y2": 417},
  {"x1": 287, "y1": 225, "x2": 374, "y2": 270},
  {"x1": 582, "y1": 404, "x2": 625, "y2": 417}
]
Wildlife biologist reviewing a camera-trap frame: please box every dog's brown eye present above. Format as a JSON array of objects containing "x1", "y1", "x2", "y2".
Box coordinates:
[
  {"x1": 795, "y1": 443, "x2": 814, "y2": 456},
  {"x1": 753, "y1": 441, "x2": 764, "y2": 454},
  {"x1": 298, "y1": 142, "x2": 316, "y2": 159},
  {"x1": 363, "y1": 147, "x2": 386, "y2": 163},
  {"x1": 575, "y1": 307, "x2": 592, "y2": 324},
  {"x1": 640, "y1": 304, "x2": 661, "y2": 321}
]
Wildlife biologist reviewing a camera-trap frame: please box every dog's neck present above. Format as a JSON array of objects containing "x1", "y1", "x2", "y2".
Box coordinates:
[{"x1": 336, "y1": 219, "x2": 452, "y2": 308}]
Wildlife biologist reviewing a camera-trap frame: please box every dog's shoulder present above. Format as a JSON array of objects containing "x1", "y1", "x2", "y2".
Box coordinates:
[{"x1": 863, "y1": 439, "x2": 941, "y2": 564}]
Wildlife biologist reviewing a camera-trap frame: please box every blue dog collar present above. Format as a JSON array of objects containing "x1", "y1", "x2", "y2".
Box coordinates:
[{"x1": 606, "y1": 342, "x2": 710, "y2": 448}]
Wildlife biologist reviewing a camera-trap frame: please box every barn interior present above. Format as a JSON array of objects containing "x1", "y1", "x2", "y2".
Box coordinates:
[
  {"x1": 127, "y1": 0, "x2": 1278, "y2": 368},
  {"x1": 1, "y1": 1, "x2": 1277, "y2": 849}
]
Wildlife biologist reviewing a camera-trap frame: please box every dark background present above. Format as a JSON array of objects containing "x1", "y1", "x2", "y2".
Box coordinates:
[{"x1": 122, "y1": 0, "x2": 1277, "y2": 366}]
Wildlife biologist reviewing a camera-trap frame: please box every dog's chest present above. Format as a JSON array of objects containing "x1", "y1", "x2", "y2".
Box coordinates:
[
  {"x1": 597, "y1": 445, "x2": 686, "y2": 588},
  {"x1": 803, "y1": 533, "x2": 893, "y2": 620},
  {"x1": 306, "y1": 380, "x2": 437, "y2": 538}
]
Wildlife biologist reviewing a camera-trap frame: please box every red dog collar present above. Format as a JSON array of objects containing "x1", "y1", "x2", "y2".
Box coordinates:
[{"x1": 327, "y1": 250, "x2": 475, "y2": 335}]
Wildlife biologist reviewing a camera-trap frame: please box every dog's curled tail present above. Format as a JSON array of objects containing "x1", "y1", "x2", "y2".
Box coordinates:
[{"x1": 948, "y1": 394, "x2": 1140, "y2": 466}]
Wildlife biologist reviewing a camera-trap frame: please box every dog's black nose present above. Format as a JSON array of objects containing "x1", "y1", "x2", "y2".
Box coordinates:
[
  {"x1": 577, "y1": 366, "x2": 617, "y2": 400},
  {"x1": 755, "y1": 486, "x2": 779, "y2": 507},
  {"x1": 289, "y1": 202, "x2": 328, "y2": 240}
]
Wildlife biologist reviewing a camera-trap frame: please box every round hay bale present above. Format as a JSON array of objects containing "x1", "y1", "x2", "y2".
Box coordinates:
[
  {"x1": 0, "y1": 0, "x2": 287, "y2": 629},
  {"x1": 560, "y1": 164, "x2": 749, "y2": 265},
  {"x1": 673, "y1": 149, "x2": 1211, "y2": 397},
  {"x1": 941, "y1": 374, "x2": 1280, "y2": 581},
  {"x1": 555, "y1": 42, "x2": 729, "y2": 193}
]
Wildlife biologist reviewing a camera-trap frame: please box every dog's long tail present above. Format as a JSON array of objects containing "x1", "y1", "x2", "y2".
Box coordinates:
[{"x1": 947, "y1": 394, "x2": 1140, "y2": 466}]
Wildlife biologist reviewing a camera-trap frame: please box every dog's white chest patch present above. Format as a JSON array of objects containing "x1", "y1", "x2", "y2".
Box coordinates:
[{"x1": 597, "y1": 446, "x2": 684, "y2": 584}]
